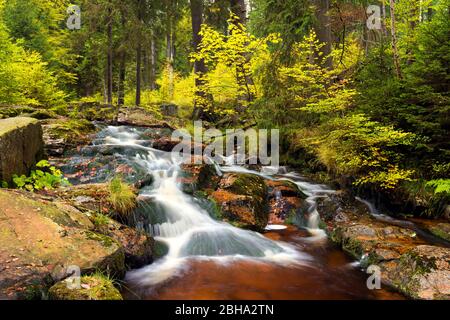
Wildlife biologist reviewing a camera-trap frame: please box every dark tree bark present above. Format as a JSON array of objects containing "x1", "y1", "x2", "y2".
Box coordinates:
[
  {"x1": 136, "y1": 43, "x2": 142, "y2": 106},
  {"x1": 230, "y1": 0, "x2": 247, "y2": 24},
  {"x1": 135, "y1": 0, "x2": 143, "y2": 106},
  {"x1": 117, "y1": 10, "x2": 126, "y2": 106},
  {"x1": 166, "y1": 2, "x2": 176, "y2": 100},
  {"x1": 389, "y1": 0, "x2": 403, "y2": 79},
  {"x1": 118, "y1": 51, "x2": 126, "y2": 106},
  {"x1": 149, "y1": 35, "x2": 157, "y2": 90},
  {"x1": 230, "y1": 0, "x2": 255, "y2": 111},
  {"x1": 190, "y1": 0, "x2": 210, "y2": 120},
  {"x1": 106, "y1": 5, "x2": 113, "y2": 105},
  {"x1": 313, "y1": 0, "x2": 332, "y2": 68}
]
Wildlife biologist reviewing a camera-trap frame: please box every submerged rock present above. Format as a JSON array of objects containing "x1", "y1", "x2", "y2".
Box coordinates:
[
  {"x1": 0, "y1": 189, "x2": 125, "y2": 299},
  {"x1": 0, "y1": 117, "x2": 44, "y2": 185},
  {"x1": 48, "y1": 274, "x2": 122, "y2": 300}
]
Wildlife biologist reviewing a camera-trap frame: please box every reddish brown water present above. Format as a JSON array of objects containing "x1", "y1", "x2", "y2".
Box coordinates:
[{"x1": 123, "y1": 226, "x2": 404, "y2": 300}]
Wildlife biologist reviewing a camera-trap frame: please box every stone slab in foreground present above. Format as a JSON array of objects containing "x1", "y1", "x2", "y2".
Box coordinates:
[{"x1": 0, "y1": 189, "x2": 125, "y2": 299}]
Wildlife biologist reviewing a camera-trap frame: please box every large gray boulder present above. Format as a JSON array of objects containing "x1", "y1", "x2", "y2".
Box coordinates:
[{"x1": 0, "y1": 117, "x2": 44, "y2": 185}]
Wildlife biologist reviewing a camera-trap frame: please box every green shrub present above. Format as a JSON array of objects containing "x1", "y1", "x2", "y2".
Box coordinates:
[{"x1": 12, "y1": 160, "x2": 70, "y2": 191}]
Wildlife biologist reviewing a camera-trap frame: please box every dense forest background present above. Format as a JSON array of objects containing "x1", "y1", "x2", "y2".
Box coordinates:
[{"x1": 0, "y1": 0, "x2": 448, "y2": 217}]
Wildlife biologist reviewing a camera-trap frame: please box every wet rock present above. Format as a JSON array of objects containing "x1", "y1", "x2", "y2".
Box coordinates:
[
  {"x1": 210, "y1": 173, "x2": 269, "y2": 231},
  {"x1": 428, "y1": 223, "x2": 450, "y2": 242},
  {"x1": 116, "y1": 107, "x2": 174, "y2": 128},
  {"x1": 316, "y1": 191, "x2": 450, "y2": 299},
  {"x1": 90, "y1": 212, "x2": 153, "y2": 268},
  {"x1": 48, "y1": 274, "x2": 122, "y2": 300},
  {"x1": 0, "y1": 117, "x2": 44, "y2": 185},
  {"x1": 265, "y1": 180, "x2": 307, "y2": 224},
  {"x1": 43, "y1": 184, "x2": 153, "y2": 268},
  {"x1": 0, "y1": 189, "x2": 125, "y2": 299},
  {"x1": 160, "y1": 103, "x2": 178, "y2": 117},
  {"x1": 179, "y1": 159, "x2": 220, "y2": 194},
  {"x1": 151, "y1": 136, "x2": 206, "y2": 154},
  {"x1": 380, "y1": 245, "x2": 450, "y2": 300},
  {"x1": 42, "y1": 118, "x2": 97, "y2": 156}
]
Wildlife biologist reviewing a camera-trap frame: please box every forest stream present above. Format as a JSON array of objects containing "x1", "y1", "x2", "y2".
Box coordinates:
[{"x1": 50, "y1": 124, "x2": 430, "y2": 300}]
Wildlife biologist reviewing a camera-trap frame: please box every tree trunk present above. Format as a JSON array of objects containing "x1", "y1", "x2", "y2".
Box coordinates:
[
  {"x1": 230, "y1": 0, "x2": 247, "y2": 24},
  {"x1": 117, "y1": 10, "x2": 126, "y2": 107},
  {"x1": 230, "y1": 0, "x2": 255, "y2": 111},
  {"x1": 190, "y1": 0, "x2": 211, "y2": 120},
  {"x1": 106, "y1": 5, "x2": 113, "y2": 105},
  {"x1": 118, "y1": 51, "x2": 126, "y2": 106},
  {"x1": 136, "y1": 43, "x2": 142, "y2": 106},
  {"x1": 150, "y1": 36, "x2": 157, "y2": 90},
  {"x1": 389, "y1": 0, "x2": 403, "y2": 79},
  {"x1": 313, "y1": 0, "x2": 332, "y2": 68},
  {"x1": 166, "y1": 13, "x2": 175, "y2": 100}
]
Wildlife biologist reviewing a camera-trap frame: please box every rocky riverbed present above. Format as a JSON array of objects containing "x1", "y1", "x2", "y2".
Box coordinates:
[{"x1": 0, "y1": 107, "x2": 449, "y2": 300}]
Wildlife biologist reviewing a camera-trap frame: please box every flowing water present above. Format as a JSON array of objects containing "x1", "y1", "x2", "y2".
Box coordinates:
[{"x1": 57, "y1": 125, "x2": 405, "y2": 300}]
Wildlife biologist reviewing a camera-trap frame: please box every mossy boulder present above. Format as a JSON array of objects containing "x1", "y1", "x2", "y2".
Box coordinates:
[
  {"x1": 0, "y1": 189, "x2": 125, "y2": 299},
  {"x1": 48, "y1": 274, "x2": 122, "y2": 300},
  {"x1": 265, "y1": 180, "x2": 307, "y2": 224},
  {"x1": 210, "y1": 173, "x2": 269, "y2": 231},
  {"x1": 117, "y1": 107, "x2": 174, "y2": 128},
  {"x1": 0, "y1": 117, "x2": 44, "y2": 185},
  {"x1": 179, "y1": 159, "x2": 220, "y2": 194},
  {"x1": 0, "y1": 105, "x2": 35, "y2": 119},
  {"x1": 315, "y1": 191, "x2": 450, "y2": 299},
  {"x1": 43, "y1": 184, "x2": 152, "y2": 268},
  {"x1": 42, "y1": 118, "x2": 97, "y2": 156},
  {"x1": 428, "y1": 223, "x2": 450, "y2": 242},
  {"x1": 380, "y1": 245, "x2": 450, "y2": 300}
]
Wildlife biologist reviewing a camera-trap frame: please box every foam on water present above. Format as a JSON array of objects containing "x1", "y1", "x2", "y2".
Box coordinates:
[{"x1": 90, "y1": 127, "x2": 311, "y2": 287}]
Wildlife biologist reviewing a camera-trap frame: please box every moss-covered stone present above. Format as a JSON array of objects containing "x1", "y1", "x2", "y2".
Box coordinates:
[
  {"x1": 380, "y1": 245, "x2": 450, "y2": 300},
  {"x1": 0, "y1": 105, "x2": 35, "y2": 119},
  {"x1": 48, "y1": 274, "x2": 122, "y2": 300},
  {"x1": 42, "y1": 118, "x2": 97, "y2": 156},
  {"x1": 429, "y1": 223, "x2": 450, "y2": 242},
  {"x1": 0, "y1": 117, "x2": 44, "y2": 185},
  {"x1": 0, "y1": 189, "x2": 126, "y2": 299},
  {"x1": 210, "y1": 173, "x2": 269, "y2": 231}
]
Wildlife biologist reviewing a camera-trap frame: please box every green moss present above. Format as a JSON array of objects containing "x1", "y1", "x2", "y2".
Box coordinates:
[
  {"x1": 430, "y1": 225, "x2": 450, "y2": 242},
  {"x1": 153, "y1": 240, "x2": 169, "y2": 260},
  {"x1": 0, "y1": 106, "x2": 35, "y2": 119},
  {"x1": 393, "y1": 251, "x2": 437, "y2": 299},
  {"x1": 84, "y1": 230, "x2": 116, "y2": 248},
  {"x1": 342, "y1": 237, "x2": 364, "y2": 260},
  {"x1": 27, "y1": 109, "x2": 58, "y2": 120},
  {"x1": 224, "y1": 173, "x2": 269, "y2": 229},
  {"x1": 0, "y1": 117, "x2": 39, "y2": 136},
  {"x1": 48, "y1": 273, "x2": 122, "y2": 300},
  {"x1": 91, "y1": 213, "x2": 111, "y2": 228}
]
